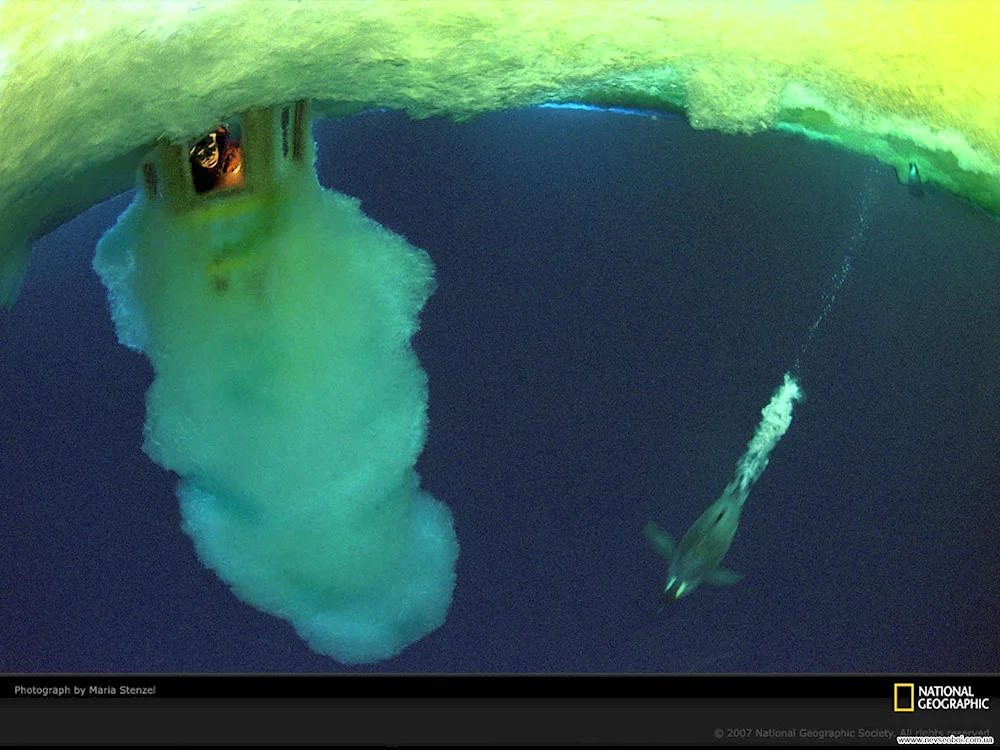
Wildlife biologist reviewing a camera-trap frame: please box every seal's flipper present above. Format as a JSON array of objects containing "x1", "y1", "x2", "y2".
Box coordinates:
[
  {"x1": 705, "y1": 567, "x2": 743, "y2": 586},
  {"x1": 643, "y1": 520, "x2": 675, "y2": 560}
]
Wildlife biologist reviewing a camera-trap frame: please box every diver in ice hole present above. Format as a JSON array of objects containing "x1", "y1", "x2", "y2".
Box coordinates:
[{"x1": 189, "y1": 126, "x2": 244, "y2": 194}]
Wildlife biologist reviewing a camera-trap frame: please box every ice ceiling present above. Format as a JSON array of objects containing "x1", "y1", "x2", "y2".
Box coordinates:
[{"x1": 1, "y1": 0, "x2": 998, "y2": 308}]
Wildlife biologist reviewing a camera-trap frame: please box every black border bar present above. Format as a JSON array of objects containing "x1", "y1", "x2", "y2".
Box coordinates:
[{"x1": 1, "y1": 673, "x2": 996, "y2": 701}]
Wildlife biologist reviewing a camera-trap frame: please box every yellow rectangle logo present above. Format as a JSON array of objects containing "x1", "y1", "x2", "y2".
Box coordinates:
[{"x1": 895, "y1": 683, "x2": 915, "y2": 712}]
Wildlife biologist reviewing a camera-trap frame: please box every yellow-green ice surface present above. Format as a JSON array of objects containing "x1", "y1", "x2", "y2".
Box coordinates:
[{"x1": 2, "y1": 0, "x2": 999, "y2": 305}]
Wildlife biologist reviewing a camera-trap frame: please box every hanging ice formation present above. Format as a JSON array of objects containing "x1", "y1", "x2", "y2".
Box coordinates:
[{"x1": 93, "y1": 102, "x2": 459, "y2": 663}]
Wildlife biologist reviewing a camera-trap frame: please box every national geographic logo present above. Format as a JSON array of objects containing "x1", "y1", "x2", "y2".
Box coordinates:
[{"x1": 895, "y1": 683, "x2": 991, "y2": 712}]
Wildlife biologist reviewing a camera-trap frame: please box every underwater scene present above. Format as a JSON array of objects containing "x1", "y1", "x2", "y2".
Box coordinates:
[{"x1": 1, "y1": 106, "x2": 997, "y2": 673}]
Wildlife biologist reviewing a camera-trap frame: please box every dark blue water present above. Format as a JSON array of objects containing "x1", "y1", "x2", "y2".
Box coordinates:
[{"x1": 2, "y1": 108, "x2": 997, "y2": 673}]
